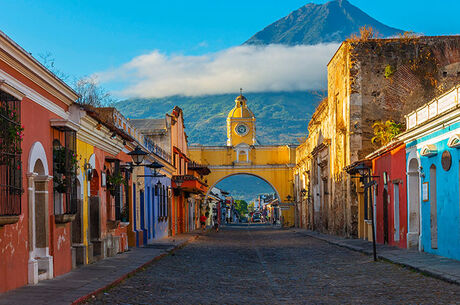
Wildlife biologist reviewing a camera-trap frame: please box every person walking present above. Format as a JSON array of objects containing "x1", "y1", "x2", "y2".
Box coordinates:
[{"x1": 200, "y1": 214, "x2": 207, "y2": 231}]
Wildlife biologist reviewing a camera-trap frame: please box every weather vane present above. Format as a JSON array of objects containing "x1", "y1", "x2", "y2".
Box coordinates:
[{"x1": 240, "y1": 88, "x2": 243, "y2": 95}]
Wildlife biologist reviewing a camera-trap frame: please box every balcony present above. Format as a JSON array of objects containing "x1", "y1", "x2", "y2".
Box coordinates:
[{"x1": 173, "y1": 175, "x2": 207, "y2": 194}]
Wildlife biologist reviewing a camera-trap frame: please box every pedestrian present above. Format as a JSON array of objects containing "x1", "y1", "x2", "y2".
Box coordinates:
[{"x1": 200, "y1": 214, "x2": 207, "y2": 231}]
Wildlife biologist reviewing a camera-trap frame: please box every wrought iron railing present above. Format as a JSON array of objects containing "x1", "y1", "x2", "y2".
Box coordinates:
[
  {"x1": 143, "y1": 136, "x2": 171, "y2": 163},
  {"x1": 0, "y1": 91, "x2": 22, "y2": 216}
]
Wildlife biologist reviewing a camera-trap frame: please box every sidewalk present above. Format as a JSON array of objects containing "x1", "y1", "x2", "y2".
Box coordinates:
[
  {"x1": 295, "y1": 229, "x2": 460, "y2": 285},
  {"x1": 0, "y1": 231, "x2": 201, "y2": 305}
]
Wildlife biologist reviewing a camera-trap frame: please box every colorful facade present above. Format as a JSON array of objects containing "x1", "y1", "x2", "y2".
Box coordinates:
[
  {"x1": 130, "y1": 118, "x2": 175, "y2": 241},
  {"x1": 367, "y1": 142, "x2": 408, "y2": 248},
  {"x1": 399, "y1": 85, "x2": 460, "y2": 259},
  {"x1": 0, "y1": 30, "x2": 79, "y2": 291}
]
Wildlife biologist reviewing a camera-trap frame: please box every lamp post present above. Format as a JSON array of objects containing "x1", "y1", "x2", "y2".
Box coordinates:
[
  {"x1": 352, "y1": 163, "x2": 378, "y2": 262},
  {"x1": 127, "y1": 145, "x2": 148, "y2": 165}
]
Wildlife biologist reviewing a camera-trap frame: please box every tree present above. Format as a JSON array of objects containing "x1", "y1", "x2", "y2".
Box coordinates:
[
  {"x1": 234, "y1": 200, "x2": 248, "y2": 216},
  {"x1": 347, "y1": 26, "x2": 379, "y2": 42},
  {"x1": 38, "y1": 52, "x2": 70, "y2": 82},
  {"x1": 37, "y1": 52, "x2": 114, "y2": 107},
  {"x1": 248, "y1": 202, "x2": 255, "y2": 213},
  {"x1": 74, "y1": 76, "x2": 114, "y2": 107},
  {"x1": 371, "y1": 120, "x2": 403, "y2": 146}
]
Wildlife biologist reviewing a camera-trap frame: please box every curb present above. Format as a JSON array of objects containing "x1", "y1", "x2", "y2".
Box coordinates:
[
  {"x1": 297, "y1": 230, "x2": 460, "y2": 286},
  {"x1": 71, "y1": 234, "x2": 199, "y2": 305}
]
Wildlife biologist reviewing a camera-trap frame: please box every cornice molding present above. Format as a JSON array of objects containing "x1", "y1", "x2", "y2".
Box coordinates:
[
  {"x1": 208, "y1": 164, "x2": 295, "y2": 170},
  {"x1": 0, "y1": 32, "x2": 77, "y2": 104},
  {"x1": 0, "y1": 70, "x2": 68, "y2": 119},
  {"x1": 77, "y1": 115, "x2": 124, "y2": 156}
]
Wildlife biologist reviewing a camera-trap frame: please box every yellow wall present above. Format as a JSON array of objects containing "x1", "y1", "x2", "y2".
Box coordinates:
[
  {"x1": 280, "y1": 203, "x2": 295, "y2": 227},
  {"x1": 228, "y1": 118, "x2": 256, "y2": 146},
  {"x1": 190, "y1": 145, "x2": 295, "y2": 166},
  {"x1": 189, "y1": 145, "x2": 296, "y2": 202},
  {"x1": 76, "y1": 138, "x2": 94, "y2": 264}
]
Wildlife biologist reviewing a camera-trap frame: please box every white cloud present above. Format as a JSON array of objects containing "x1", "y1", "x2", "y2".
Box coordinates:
[{"x1": 96, "y1": 43, "x2": 340, "y2": 98}]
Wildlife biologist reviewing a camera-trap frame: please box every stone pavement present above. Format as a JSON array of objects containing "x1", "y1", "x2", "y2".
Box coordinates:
[
  {"x1": 88, "y1": 224, "x2": 460, "y2": 304},
  {"x1": 296, "y1": 229, "x2": 460, "y2": 285},
  {"x1": 0, "y1": 231, "x2": 201, "y2": 305}
]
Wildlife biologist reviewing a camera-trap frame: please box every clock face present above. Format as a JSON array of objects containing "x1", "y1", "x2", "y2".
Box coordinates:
[{"x1": 235, "y1": 123, "x2": 249, "y2": 136}]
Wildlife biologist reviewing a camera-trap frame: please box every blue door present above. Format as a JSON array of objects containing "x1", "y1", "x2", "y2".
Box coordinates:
[{"x1": 140, "y1": 190, "x2": 147, "y2": 245}]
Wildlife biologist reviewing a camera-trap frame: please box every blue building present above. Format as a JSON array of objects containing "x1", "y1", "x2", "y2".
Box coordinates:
[
  {"x1": 400, "y1": 85, "x2": 460, "y2": 260},
  {"x1": 131, "y1": 118, "x2": 175, "y2": 242}
]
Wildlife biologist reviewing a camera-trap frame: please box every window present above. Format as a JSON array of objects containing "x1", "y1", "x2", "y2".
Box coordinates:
[
  {"x1": 0, "y1": 91, "x2": 22, "y2": 216},
  {"x1": 52, "y1": 128, "x2": 77, "y2": 216},
  {"x1": 161, "y1": 186, "x2": 166, "y2": 217}
]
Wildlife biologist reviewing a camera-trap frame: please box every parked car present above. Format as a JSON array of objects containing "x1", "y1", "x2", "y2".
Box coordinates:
[{"x1": 252, "y1": 213, "x2": 261, "y2": 222}]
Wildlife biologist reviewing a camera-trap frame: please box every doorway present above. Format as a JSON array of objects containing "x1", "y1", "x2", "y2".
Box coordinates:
[
  {"x1": 407, "y1": 158, "x2": 420, "y2": 249},
  {"x1": 383, "y1": 188, "x2": 389, "y2": 244},
  {"x1": 430, "y1": 165, "x2": 438, "y2": 249},
  {"x1": 28, "y1": 158, "x2": 53, "y2": 284}
]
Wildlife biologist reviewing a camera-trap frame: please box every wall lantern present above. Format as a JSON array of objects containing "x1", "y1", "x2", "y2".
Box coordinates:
[
  {"x1": 128, "y1": 145, "x2": 148, "y2": 165},
  {"x1": 354, "y1": 163, "x2": 371, "y2": 177}
]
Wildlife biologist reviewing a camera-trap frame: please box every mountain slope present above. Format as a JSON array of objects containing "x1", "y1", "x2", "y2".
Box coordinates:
[
  {"x1": 115, "y1": 91, "x2": 324, "y2": 145},
  {"x1": 245, "y1": 0, "x2": 404, "y2": 45}
]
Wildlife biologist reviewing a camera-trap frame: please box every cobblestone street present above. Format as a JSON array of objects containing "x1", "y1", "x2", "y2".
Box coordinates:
[{"x1": 89, "y1": 225, "x2": 460, "y2": 304}]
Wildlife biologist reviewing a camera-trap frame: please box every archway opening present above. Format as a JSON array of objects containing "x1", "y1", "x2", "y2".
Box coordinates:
[{"x1": 210, "y1": 174, "x2": 280, "y2": 224}]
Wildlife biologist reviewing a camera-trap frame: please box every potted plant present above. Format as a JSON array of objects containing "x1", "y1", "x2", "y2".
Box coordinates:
[
  {"x1": 107, "y1": 172, "x2": 124, "y2": 196},
  {"x1": 53, "y1": 147, "x2": 79, "y2": 194}
]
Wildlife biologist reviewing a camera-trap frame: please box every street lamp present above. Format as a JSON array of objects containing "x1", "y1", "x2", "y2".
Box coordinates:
[
  {"x1": 128, "y1": 145, "x2": 148, "y2": 165},
  {"x1": 347, "y1": 161, "x2": 378, "y2": 261}
]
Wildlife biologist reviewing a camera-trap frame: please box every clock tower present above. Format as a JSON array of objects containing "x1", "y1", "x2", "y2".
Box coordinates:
[{"x1": 227, "y1": 91, "x2": 256, "y2": 147}]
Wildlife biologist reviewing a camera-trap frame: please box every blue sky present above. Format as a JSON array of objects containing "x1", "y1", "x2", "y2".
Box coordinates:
[{"x1": 1, "y1": 0, "x2": 459, "y2": 94}]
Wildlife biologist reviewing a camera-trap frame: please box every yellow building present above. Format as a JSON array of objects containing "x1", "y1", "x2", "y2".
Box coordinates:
[
  {"x1": 73, "y1": 105, "x2": 128, "y2": 265},
  {"x1": 188, "y1": 93, "x2": 297, "y2": 226}
]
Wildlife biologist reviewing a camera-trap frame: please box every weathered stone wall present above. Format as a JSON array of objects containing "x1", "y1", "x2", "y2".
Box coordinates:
[{"x1": 295, "y1": 36, "x2": 460, "y2": 238}]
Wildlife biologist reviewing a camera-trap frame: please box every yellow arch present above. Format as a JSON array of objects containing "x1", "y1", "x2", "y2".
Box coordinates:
[
  {"x1": 189, "y1": 144, "x2": 296, "y2": 203},
  {"x1": 206, "y1": 172, "x2": 281, "y2": 201}
]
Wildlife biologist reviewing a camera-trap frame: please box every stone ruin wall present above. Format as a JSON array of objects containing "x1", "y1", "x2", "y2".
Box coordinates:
[{"x1": 315, "y1": 36, "x2": 460, "y2": 238}]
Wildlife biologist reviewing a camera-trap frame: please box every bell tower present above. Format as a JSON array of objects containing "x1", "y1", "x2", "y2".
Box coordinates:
[{"x1": 227, "y1": 89, "x2": 256, "y2": 147}]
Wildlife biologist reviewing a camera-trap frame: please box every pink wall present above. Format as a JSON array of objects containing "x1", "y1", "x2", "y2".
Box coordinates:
[{"x1": 0, "y1": 56, "x2": 73, "y2": 291}]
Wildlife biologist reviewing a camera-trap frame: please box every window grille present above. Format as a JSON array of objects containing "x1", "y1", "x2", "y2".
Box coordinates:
[
  {"x1": 52, "y1": 128, "x2": 77, "y2": 215},
  {"x1": 0, "y1": 91, "x2": 22, "y2": 216}
]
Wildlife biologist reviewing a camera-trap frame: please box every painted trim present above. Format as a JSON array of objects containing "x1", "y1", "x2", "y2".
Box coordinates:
[
  {"x1": 0, "y1": 30, "x2": 78, "y2": 103},
  {"x1": 420, "y1": 144, "x2": 438, "y2": 157},
  {"x1": 447, "y1": 134, "x2": 460, "y2": 148},
  {"x1": 0, "y1": 70, "x2": 69, "y2": 119},
  {"x1": 28, "y1": 141, "x2": 49, "y2": 176}
]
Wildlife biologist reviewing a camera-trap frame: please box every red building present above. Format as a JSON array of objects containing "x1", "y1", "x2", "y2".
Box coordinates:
[
  {"x1": 0, "y1": 31, "x2": 79, "y2": 291},
  {"x1": 368, "y1": 142, "x2": 407, "y2": 248}
]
